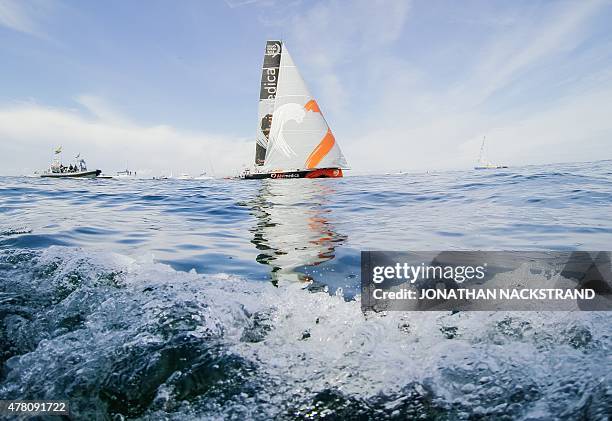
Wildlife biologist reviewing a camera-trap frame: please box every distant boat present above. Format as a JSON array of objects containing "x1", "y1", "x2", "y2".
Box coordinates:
[
  {"x1": 241, "y1": 40, "x2": 348, "y2": 180},
  {"x1": 195, "y1": 171, "x2": 213, "y2": 180},
  {"x1": 98, "y1": 169, "x2": 135, "y2": 180},
  {"x1": 474, "y1": 136, "x2": 507, "y2": 170},
  {"x1": 153, "y1": 171, "x2": 171, "y2": 180},
  {"x1": 40, "y1": 148, "x2": 101, "y2": 179},
  {"x1": 176, "y1": 173, "x2": 194, "y2": 180},
  {"x1": 116, "y1": 169, "x2": 137, "y2": 179}
]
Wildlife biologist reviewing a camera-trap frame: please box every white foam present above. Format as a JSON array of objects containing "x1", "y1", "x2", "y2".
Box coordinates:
[{"x1": 1, "y1": 246, "x2": 609, "y2": 418}]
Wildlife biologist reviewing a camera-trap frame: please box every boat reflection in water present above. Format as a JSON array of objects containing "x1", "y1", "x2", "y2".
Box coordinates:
[{"x1": 249, "y1": 180, "x2": 348, "y2": 286}]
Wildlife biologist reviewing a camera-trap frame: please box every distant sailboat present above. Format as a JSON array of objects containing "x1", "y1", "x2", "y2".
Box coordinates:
[
  {"x1": 474, "y1": 136, "x2": 507, "y2": 170},
  {"x1": 195, "y1": 171, "x2": 213, "y2": 180},
  {"x1": 242, "y1": 40, "x2": 348, "y2": 179}
]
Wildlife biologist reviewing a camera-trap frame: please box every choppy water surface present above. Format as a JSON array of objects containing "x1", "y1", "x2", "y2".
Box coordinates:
[{"x1": 0, "y1": 160, "x2": 611, "y2": 419}]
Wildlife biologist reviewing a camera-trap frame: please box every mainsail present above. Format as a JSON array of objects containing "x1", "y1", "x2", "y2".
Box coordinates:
[
  {"x1": 478, "y1": 136, "x2": 494, "y2": 166},
  {"x1": 255, "y1": 40, "x2": 282, "y2": 166},
  {"x1": 255, "y1": 41, "x2": 347, "y2": 172}
]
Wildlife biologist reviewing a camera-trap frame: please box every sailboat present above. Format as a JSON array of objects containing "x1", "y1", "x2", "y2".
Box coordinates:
[
  {"x1": 242, "y1": 40, "x2": 348, "y2": 179},
  {"x1": 474, "y1": 136, "x2": 507, "y2": 170},
  {"x1": 195, "y1": 171, "x2": 213, "y2": 180}
]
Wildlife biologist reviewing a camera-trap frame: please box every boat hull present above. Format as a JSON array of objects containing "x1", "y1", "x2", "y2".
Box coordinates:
[
  {"x1": 40, "y1": 170, "x2": 102, "y2": 179},
  {"x1": 474, "y1": 166, "x2": 508, "y2": 170},
  {"x1": 243, "y1": 168, "x2": 343, "y2": 180}
]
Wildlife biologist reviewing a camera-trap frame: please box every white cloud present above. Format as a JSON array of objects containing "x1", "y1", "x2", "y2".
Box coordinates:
[
  {"x1": 291, "y1": 0, "x2": 410, "y2": 61},
  {"x1": 0, "y1": 99, "x2": 252, "y2": 177},
  {"x1": 284, "y1": 0, "x2": 411, "y2": 114},
  {"x1": 75, "y1": 95, "x2": 130, "y2": 125},
  {"x1": 224, "y1": 0, "x2": 274, "y2": 8},
  {"x1": 281, "y1": 0, "x2": 612, "y2": 173},
  {"x1": 0, "y1": 0, "x2": 54, "y2": 38},
  {"x1": 347, "y1": 85, "x2": 612, "y2": 174},
  {"x1": 2, "y1": 1, "x2": 610, "y2": 176},
  {"x1": 455, "y1": 0, "x2": 606, "y2": 107}
]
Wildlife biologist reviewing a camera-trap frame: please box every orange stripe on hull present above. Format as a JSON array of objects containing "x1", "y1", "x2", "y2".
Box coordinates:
[
  {"x1": 305, "y1": 129, "x2": 335, "y2": 169},
  {"x1": 304, "y1": 99, "x2": 321, "y2": 113},
  {"x1": 305, "y1": 168, "x2": 343, "y2": 178}
]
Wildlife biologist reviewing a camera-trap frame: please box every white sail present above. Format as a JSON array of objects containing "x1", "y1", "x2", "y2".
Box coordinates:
[
  {"x1": 475, "y1": 135, "x2": 507, "y2": 169},
  {"x1": 477, "y1": 136, "x2": 491, "y2": 165},
  {"x1": 262, "y1": 44, "x2": 347, "y2": 172}
]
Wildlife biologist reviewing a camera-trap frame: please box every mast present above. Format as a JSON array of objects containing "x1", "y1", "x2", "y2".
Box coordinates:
[
  {"x1": 478, "y1": 136, "x2": 486, "y2": 163},
  {"x1": 255, "y1": 40, "x2": 283, "y2": 166}
]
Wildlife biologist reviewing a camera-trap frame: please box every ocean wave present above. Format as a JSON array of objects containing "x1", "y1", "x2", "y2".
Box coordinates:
[
  {"x1": 0, "y1": 247, "x2": 610, "y2": 419},
  {"x1": 0, "y1": 227, "x2": 32, "y2": 237}
]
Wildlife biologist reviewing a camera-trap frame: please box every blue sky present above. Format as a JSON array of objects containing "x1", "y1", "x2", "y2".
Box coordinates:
[{"x1": 1, "y1": 0, "x2": 611, "y2": 175}]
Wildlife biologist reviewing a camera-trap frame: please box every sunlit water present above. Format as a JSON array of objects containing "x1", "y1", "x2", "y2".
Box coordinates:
[{"x1": 0, "y1": 160, "x2": 611, "y2": 419}]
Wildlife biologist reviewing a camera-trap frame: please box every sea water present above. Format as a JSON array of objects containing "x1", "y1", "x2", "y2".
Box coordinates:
[{"x1": 0, "y1": 160, "x2": 610, "y2": 419}]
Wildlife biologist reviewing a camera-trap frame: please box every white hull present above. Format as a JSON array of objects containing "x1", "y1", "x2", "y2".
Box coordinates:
[{"x1": 474, "y1": 165, "x2": 508, "y2": 170}]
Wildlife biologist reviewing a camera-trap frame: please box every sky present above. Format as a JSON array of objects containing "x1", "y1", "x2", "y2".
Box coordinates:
[{"x1": 0, "y1": 0, "x2": 611, "y2": 176}]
